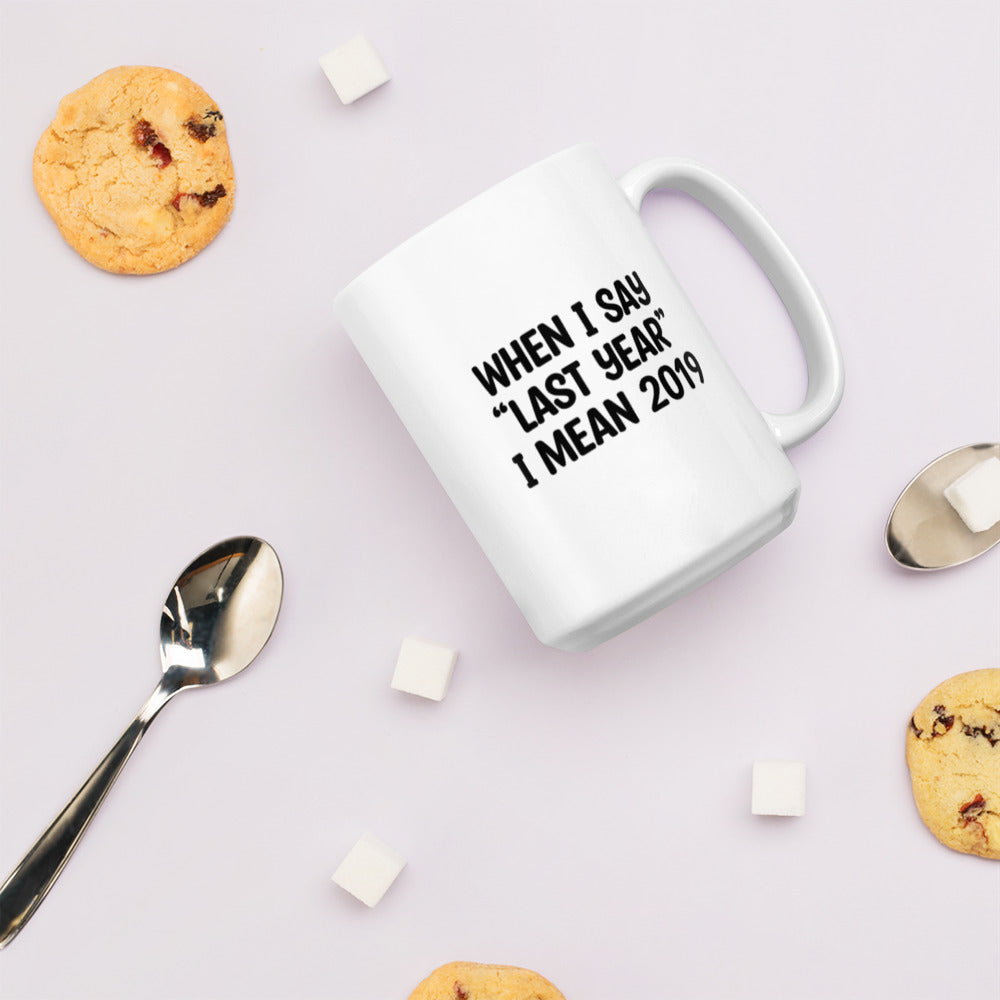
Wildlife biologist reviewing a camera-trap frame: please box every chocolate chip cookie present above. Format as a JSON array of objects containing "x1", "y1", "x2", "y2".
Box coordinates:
[
  {"x1": 33, "y1": 66, "x2": 234, "y2": 274},
  {"x1": 408, "y1": 962, "x2": 566, "y2": 1000},
  {"x1": 906, "y1": 668, "x2": 1000, "y2": 859}
]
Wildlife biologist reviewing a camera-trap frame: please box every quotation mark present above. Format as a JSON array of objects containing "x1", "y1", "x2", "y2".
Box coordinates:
[
  {"x1": 492, "y1": 402, "x2": 509, "y2": 418},
  {"x1": 654, "y1": 308, "x2": 665, "y2": 320}
]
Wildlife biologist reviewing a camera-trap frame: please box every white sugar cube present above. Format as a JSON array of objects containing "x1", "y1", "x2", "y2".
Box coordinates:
[
  {"x1": 319, "y1": 35, "x2": 390, "y2": 105},
  {"x1": 391, "y1": 636, "x2": 458, "y2": 701},
  {"x1": 751, "y1": 760, "x2": 806, "y2": 816},
  {"x1": 944, "y1": 456, "x2": 1000, "y2": 533},
  {"x1": 331, "y1": 833, "x2": 406, "y2": 907}
]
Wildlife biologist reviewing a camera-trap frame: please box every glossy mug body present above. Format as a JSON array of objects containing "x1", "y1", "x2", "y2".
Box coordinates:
[{"x1": 335, "y1": 144, "x2": 843, "y2": 651}]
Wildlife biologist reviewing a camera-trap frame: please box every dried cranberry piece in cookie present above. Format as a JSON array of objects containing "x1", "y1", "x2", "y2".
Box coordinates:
[
  {"x1": 185, "y1": 121, "x2": 216, "y2": 142},
  {"x1": 195, "y1": 184, "x2": 226, "y2": 207},
  {"x1": 185, "y1": 109, "x2": 224, "y2": 142},
  {"x1": 959, "y1": 794, "x2": 990, "y2": 846},
  {"x1": 133, "y1": 119, "x2": 157, "y2": 146},
  {"x1": 960, "y1": 794, "x2": 986, "y2": 821},
  {"x1": 150, "y1": 143, "x2": 172, "y2": 168},
  {"x1": 171, "y1": 184, "x2": 227, "y2": 211},
  {"x1": 908, "y1": 705, "x2": 955, "y2": 739},
  {"x1": 930, "y1": 704, "x2": 955, "y2": 736},
  {"x1": 132, "y1": 119, "x2": 172, "y2": 168},
  {"x1": 962, "y1": 722, "x2": 1000, "y2": 746}
]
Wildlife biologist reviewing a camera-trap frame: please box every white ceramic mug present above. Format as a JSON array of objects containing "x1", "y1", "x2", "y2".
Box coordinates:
[{"x1": 334, "y1": 144, "x2": 844, "y2": 651}]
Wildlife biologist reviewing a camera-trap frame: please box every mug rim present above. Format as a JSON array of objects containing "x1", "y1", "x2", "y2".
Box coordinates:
[{"x1": 333, "y1": 142, "x2": 599, "y2": 308}]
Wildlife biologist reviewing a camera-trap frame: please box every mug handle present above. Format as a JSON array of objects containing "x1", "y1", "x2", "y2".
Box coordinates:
[{"x1": 619, "y1": 158, "x2": 844, "y2": 449}]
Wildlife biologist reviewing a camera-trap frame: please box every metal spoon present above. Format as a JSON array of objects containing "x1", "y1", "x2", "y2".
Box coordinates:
[
  {"x1": 0, "y1": 536, "x2": 283, "y2": 948},
  {"x1": 886, "y1": 443, "x2": 1000, "y2": 569}
]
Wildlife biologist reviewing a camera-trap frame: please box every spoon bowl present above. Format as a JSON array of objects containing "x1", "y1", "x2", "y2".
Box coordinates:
[
  {"x1": 886, "y1": 443, "x2": 1000, "y2": 570},
  {"x1": 160, "y1": 536, "x2": 284, "y2": 684},
  {"x1": 0, "y1": 536, "x2": 283, "y2": 948}
]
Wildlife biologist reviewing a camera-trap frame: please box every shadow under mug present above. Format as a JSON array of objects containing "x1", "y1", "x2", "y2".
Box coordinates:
[{"x1": 335, "y1": 144, "x2": 844, "y2": 651}]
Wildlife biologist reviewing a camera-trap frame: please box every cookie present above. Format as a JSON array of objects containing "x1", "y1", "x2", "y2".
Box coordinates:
[
  {"x1": 906, "y1": 668, "x2": 1000, "y2": 860},
  {"x1": 408, "y1": 962, "x2": 566, "y2": 1000},
  {"x1": 33, "y1": 66, "x2": 234, "y2": 274}
]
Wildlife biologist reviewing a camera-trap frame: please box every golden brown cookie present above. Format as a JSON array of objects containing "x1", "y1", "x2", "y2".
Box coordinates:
[
  {"x1": 408, "y1": 962, "x2": 566, "y2": 1000},
  {"x1": 33, "y1": 66, "x2": 234, "y2": 274},
  {"x1": 906, "y1": 668, "x2": 1000, "y2": 859}
]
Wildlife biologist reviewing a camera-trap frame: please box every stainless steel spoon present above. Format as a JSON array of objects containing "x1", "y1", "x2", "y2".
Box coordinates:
[
  {"x1": 0, "y1": 536, "x2": 283, "y2": 948},
  {"x1": 886, "y1": 443, "x2": 1000, "y2": 569}
]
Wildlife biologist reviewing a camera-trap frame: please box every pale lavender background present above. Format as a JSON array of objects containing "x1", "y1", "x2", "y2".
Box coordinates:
[{"x1": 1, "y1": 2, "x2": 998, "y2": 998}]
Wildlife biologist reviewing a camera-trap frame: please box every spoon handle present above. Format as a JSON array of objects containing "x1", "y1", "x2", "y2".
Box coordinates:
[{"x1": 0, "y1": 684, "x2": 171, "y2": 948}]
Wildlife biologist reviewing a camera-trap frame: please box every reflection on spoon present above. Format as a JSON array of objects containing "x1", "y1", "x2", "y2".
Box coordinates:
[
  {"x1": 0, "y1": 536, "x2": 283, "y2": 948},
  {"x1": 886, "y1": 443, "x2": 1000, "y2": 570}
]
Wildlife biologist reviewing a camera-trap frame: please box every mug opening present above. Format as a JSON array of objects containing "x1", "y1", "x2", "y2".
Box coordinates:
[{"x1": 333, "y1": 142, "x2": 599, "y2": 309}]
